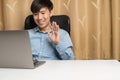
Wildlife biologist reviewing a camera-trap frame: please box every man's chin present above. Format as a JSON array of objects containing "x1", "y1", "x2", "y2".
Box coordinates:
[
  {"x1": 38, "y1": 25, "x2": 45, "y2": 28},
  {"x1": 38, "y1": 24, "x2": 43, "y2": 27}
]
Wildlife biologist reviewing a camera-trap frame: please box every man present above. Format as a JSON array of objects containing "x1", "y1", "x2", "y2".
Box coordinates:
[{"x1": 28, "y1": 0, "x2": 74, "y2": 60}]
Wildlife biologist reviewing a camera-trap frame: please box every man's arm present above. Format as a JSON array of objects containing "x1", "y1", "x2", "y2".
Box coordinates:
[
  {"x1": 48, "y1": 21, "x2": 75, "y2": 60},
  {"x1": 55, "y1": 31, "x2": 75, "y2": 60}
]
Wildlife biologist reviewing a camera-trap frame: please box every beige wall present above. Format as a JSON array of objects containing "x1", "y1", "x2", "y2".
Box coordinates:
[{"x1": 0, "y1": 0, "x2": 3, "y2": 30}]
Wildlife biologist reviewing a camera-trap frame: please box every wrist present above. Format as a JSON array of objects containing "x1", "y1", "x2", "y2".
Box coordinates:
[{"x1": 54, "y1": 41, "x2": 60, "y2": 45}]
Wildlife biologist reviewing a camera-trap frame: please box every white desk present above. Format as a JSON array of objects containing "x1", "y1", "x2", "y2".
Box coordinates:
[{"x1": 0, "y1": 60, "x2": 120, "y2": 80}]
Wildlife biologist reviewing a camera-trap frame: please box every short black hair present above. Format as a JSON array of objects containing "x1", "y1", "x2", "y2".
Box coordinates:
[{"x1": 31, "y1": 0, "x2": 53, "y2": 13}]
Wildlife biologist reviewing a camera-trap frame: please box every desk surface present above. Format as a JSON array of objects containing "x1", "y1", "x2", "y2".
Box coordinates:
[{"x1": 0, "y1": 60, "x2": 120, "y2": 80}]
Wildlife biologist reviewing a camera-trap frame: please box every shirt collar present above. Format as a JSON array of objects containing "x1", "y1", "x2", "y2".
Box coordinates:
[
  {"x1": 34, "y1": 27, "x2": 40, "y2": 32},
  {"x1": 34, "y1": 27, "x2": 52, "y2": 34}
]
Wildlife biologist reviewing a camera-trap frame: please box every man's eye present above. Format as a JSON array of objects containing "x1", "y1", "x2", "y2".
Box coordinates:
[
  {"x1": 41, "y1": 13, "x2": 45, "y2": 14},
  {"x1": 33, "y1": 13, "x2": 38, "y2": 15}
]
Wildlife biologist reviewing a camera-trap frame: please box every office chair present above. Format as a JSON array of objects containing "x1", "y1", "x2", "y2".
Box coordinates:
[{"x1": 24, "y1": 15, "x2": 70, "y2": 35}]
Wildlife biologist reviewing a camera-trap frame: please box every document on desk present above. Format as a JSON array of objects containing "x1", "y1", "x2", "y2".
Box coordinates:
[{"x1": 0, "y1": 60, "x2": 120, "y2": 80}]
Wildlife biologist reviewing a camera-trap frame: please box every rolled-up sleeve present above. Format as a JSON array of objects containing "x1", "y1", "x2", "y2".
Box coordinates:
[{"x1": 55, "y1": 30, "x2": 75, "y2": 60}]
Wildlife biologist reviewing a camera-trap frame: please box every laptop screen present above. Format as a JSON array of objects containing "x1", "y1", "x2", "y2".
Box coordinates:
[{"x1": 0, "y1": 30, "x2": 35, "y2": 68}]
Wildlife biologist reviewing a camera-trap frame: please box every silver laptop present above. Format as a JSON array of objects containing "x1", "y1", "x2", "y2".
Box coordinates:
[{"x1": 0, "y1": 30, "x2": 45, "y2": 69}]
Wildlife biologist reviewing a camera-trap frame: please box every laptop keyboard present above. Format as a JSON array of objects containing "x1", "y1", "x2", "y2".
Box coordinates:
[{"x1": 33, "y1": 60, "x2": 46, "y2": 67}]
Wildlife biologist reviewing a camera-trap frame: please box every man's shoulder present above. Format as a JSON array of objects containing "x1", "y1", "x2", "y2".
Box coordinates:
[
  {"x1": 28, "y1": 27, "x2": 38, "y2": 32},
  {"x1": 59, "y1": 29, "x2": 70, "y2": 39},
  {"x1": 27, "y1": 27, "x2": 39, "y2": 36},
  {"x1": 60, "y1": 29, "x2": 68, "y2": 33},
  {"x1": 60, "y1": 29, "x2": 69, "y2": 35}
]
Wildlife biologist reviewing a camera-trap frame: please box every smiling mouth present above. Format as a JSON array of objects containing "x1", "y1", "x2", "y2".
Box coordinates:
[
  {"x1": 38, "y1": 21, "x2": 44, "y2": 24},
  {"x1": 38, "y1": 22, "x2": 43, "y2": 25}
]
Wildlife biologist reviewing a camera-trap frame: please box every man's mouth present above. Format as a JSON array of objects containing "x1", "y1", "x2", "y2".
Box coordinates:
[{"x1": 38, "y1": 21, "x2": 44, "y2": 25}]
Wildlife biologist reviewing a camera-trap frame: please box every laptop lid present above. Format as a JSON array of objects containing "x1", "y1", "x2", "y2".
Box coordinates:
[{"x1": 0, "y1": 30, "x2": 36, "y2": 69}]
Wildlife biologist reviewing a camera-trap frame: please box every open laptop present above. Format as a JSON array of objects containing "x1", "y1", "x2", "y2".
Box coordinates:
[{"x1": 0, "y1": 30, "x2": 45, "y2": 69}]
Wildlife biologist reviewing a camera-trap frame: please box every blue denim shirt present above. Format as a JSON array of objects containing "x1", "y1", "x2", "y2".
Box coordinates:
[{"x1": 28, "y1": 27, "x2": 74, "y2": 60}]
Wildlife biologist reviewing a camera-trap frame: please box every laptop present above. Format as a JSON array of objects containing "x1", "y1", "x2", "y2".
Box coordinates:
[{"x1": 0, "y1": 30, "x2": 45, "y2": 69}]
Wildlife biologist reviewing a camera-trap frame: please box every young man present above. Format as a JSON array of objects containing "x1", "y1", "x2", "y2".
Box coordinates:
[{"x1": 28, "y1": 0, "x2": 74, "y2": 60}]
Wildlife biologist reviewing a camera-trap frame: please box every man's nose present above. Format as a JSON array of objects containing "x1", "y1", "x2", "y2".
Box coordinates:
[{"x1": 38, "y1": 13, "x2": 42, "y2": 20}]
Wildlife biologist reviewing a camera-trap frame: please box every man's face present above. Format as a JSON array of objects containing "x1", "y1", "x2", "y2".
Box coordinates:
[{"x1": 33, "y1": 7, "x2": 52, "y2": 31}]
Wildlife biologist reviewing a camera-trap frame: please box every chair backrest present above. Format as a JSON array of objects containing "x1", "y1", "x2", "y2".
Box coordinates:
[{"x1": 24, "y1": 15, "x2": 70, "y2": 34}]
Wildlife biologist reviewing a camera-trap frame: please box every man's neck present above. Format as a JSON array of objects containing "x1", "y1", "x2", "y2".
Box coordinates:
[{"x1": 39, "y1": 25, "x2": 51, "y2": 33}]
